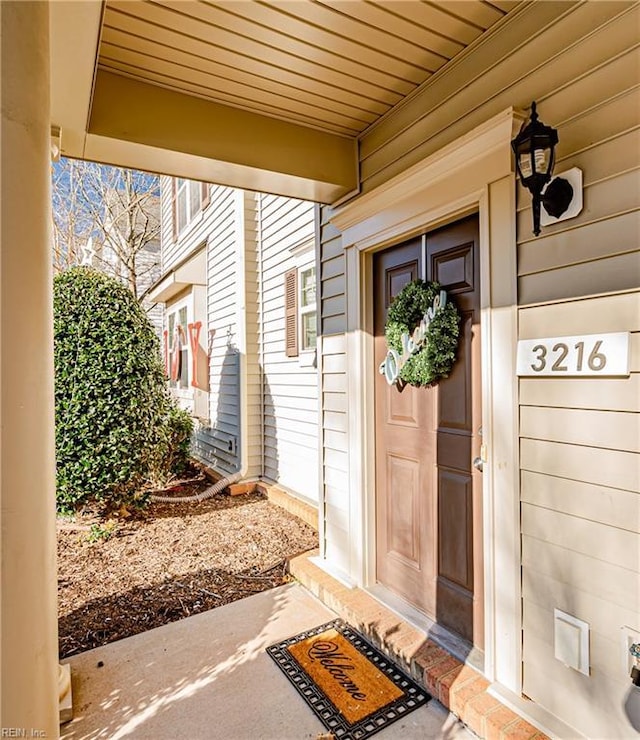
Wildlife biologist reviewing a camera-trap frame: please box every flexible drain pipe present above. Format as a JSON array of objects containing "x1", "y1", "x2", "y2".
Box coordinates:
[{"x1": 150, "y1": 471, "x2": 242, "y2": 503}]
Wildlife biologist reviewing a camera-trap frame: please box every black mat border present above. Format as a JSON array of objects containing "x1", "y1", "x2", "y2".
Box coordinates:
[{"x1": 266, "y1": 618, "x2": 430, "y2": 740}]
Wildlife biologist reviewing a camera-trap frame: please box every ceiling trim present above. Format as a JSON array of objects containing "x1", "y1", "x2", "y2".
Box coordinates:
[
  {"x1": 88, "y1": 70, "x2": 358, "y2": 202},
  {"x1": 50, "y1": 0, "x2": 103, "y2": 159}
]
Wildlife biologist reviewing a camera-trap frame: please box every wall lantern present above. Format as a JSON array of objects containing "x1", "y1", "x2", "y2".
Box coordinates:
[{"x1": 512, "y1": 101, "x2": 572, "y2": 236}]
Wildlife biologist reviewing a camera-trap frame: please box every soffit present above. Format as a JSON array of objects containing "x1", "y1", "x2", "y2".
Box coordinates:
[
  {"x1": 97, "y1": 0, "x2": 518, "y2": 139},
  {"x1": 147, "y1": 247, "x2": 207, "y2": 303}
]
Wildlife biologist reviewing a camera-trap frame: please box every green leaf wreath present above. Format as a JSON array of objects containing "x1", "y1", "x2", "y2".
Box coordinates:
[{"x1": 385, "y1": 279, "x2": 461, "y2": 387}]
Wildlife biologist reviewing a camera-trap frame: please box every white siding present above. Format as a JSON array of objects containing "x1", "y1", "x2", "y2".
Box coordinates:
[
  {"x1": 161, "y1": 178, "x2": 320, "y2": 490},
  {"x1": 317, "y1": 194, "x2": 351, "y2": 569},
  {"x1": 191, "y1": 185, "x2": 241, "y2": 474},
  {"x1": 321, "y1": 333, "x2": 349, "y2": 572},
  {"x1": 258, "y1": 193, "x2": 319, "y2": 502},
  {"x1": 159, "y1": 177, "x2": 231, "y2": 466},
  {"x1": 138, "y1": 238, "x2": 162, "y2": 338},
  {"x1": 241, "y1": 192, "x2": 262, "y2": 479}
]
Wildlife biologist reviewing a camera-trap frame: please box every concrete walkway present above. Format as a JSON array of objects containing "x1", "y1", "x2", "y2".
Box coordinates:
[{"x1": 61, "y1": 583, "x2": 474, "y2": 740}]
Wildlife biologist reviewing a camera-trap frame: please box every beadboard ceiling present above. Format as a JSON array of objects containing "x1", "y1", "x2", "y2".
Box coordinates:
[
  {"x1": 51, "y1": 0, "x2": 524, "y2": 201},
  {"x1": 97, "y1": 0, "x2": 518, "y2": 139}
]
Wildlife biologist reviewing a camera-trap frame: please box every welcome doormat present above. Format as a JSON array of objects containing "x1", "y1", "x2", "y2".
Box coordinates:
[{"x1": 266, "y1": 619, "x2": 430, "y2": 740}]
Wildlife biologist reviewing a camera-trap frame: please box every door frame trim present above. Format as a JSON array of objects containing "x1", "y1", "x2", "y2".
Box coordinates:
[{"x1": 331, "y1": 108, "x2": 523, "y2": 694}]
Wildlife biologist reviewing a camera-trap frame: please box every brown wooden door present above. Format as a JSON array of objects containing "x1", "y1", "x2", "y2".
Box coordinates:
[{"x1": 374, "y1": 215, "x2": 482, "y2": 647}]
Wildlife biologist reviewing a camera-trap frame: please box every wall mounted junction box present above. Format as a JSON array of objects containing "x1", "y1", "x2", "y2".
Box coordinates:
[{"x1": 554, "y1": 608, "x2": 590, "y2": 676}]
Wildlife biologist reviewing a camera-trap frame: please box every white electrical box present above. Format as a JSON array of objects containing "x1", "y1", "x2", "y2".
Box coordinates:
[{"x1": 554, "y1": 609, "x2": 590, "y2": 676}]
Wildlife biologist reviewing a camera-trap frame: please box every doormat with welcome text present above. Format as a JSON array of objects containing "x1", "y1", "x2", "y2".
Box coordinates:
[{"x1": 266, "y1": 619, "x2": 430, "y2": 740}]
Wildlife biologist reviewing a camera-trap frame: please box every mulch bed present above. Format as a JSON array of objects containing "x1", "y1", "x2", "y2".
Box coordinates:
[{"x1": 57, "y1": 481, "x2": 318, "y2": 659}]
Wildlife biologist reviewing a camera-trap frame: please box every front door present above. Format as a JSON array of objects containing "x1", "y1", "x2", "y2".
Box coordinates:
[{"x1": 373, "y1": 215, "x2": 483, "y2": 646}]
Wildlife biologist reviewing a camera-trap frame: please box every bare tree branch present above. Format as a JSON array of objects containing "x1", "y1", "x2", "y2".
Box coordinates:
[{"x1": 51, "y1": 158, "x2": 160, "y2": 300}]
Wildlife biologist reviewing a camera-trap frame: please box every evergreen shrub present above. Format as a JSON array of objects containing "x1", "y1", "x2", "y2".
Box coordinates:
[{"x1": 54, "y1": 267, "x2": 193, "y2": 514}]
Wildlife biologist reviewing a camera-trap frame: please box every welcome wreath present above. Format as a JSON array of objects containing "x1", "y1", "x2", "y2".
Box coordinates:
[{"x1": 381, "y1": 279, "x2": 461, "y2": 387}]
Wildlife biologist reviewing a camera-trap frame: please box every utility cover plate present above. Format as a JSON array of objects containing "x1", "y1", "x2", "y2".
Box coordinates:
[{"x1": 554, "y1": 608, "x2": 589, "y2": 676}]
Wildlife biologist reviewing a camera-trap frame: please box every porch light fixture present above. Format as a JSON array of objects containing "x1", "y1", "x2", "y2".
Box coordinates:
[{"x1": 512, "y1": 101, "x2": 569, "y2": 236}]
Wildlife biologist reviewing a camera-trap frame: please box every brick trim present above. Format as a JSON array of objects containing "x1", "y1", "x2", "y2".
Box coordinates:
[{"x1": 288, "y1": 552, "x2": 548, "y2": 740}]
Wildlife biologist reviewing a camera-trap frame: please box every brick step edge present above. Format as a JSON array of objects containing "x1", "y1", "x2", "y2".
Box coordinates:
[{"x1": 288, "y1": 552, "x2": 549, "y2": 740}]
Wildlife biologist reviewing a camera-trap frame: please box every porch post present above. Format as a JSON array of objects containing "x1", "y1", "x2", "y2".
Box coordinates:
[{"x1": 0, "y1": 2, "x2": 59, "y2": 736}]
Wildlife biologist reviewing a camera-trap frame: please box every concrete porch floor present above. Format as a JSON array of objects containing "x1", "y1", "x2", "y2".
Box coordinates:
[{"x1": 61, "y1": 583, "x2": 474, "y2": 740}]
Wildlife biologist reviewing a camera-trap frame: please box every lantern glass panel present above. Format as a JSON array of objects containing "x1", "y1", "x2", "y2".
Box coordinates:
[{"x1": 519, "y1": 148, "x2": 550, "y2": 179}]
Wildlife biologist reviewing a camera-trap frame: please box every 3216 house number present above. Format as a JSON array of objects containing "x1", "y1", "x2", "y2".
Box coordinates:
[{"x1": 516, "y1": 332, "x2": 630, "y2": 377}]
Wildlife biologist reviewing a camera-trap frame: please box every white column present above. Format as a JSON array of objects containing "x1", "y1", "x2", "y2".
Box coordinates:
[{"x1": 0, "y1": 2, "x2": 59, "y2": 736}]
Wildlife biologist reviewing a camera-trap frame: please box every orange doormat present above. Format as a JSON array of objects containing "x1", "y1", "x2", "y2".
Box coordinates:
[{"x1": 267, "y1": 619, "x2": 429, "y2": 739}]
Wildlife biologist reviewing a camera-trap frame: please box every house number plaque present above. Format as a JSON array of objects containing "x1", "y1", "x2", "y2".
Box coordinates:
[{"x1": 516, "y1": 332, "x2": 630, "y2": 377}]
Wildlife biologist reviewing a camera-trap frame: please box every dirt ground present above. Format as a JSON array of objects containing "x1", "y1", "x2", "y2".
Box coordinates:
[{"x1": 57, "y1": 481, "x2": 318, "y2": 659}]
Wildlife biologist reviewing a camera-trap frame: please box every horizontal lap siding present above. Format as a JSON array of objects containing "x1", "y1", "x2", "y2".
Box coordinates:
[
  {"x1": 318, "y1": 202, "x2": 349, "y2": 571},
  {"x1": 193, "y1": 186, "x2": 241, "y2": 474},
  {"x1": 511, "y1": 9, "x2": 640, "y2": 727},
  {"x1": 259, "y1": 194, "x2": 319, "y2": 501},
  {"x1": 242, "y1": 192, "x2": 262, "y2": 478},
  {"x1": 352, "y1": 3, "x2": 639, "y2": 736},
  {"x1": 320, "y1": 210, "x2": 346, "y2": 336}
]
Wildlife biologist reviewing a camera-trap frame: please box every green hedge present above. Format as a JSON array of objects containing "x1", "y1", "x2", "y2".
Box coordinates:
[{"x1": 54, "y1": 267, "x2": 192, "y2": 514}]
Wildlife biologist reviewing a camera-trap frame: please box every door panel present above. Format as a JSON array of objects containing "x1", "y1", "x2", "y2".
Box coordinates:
[
  {"x1": 428, "y1": 217, "x2": 482, "y2": 645},
  {"x1": 387, "y1": 454, "x2": 421, "y2": 568},
  {"x1": 374, "y1": 216, "x2": 482, "y2": 647},
  {"x1": 438, "y1": 470, "x2": 472, "y2": 588},
  {"x1": 438, "y1": 312, "x2": 473, "y2": 432},
  {"x1": 430, "y1": 241, "x2": 475, "y2": 293},
  {"x1": 387, "y1": 388, "x2": 419, "y2": 427},
  {"x1": 374, "y1": 237, "x2": 435, "y2": 617}
]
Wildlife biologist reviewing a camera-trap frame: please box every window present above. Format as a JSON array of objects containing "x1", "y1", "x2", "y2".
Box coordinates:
[
  {"x1": 300, "y1": 265, "x2": 317, "y2": 351},
  {"x1": 167, "y1": 304, "x2": 189, "y2": 389},
  {"x1": 284, "y1": 263, "x2": 317, "y2": 358},
  {"x1": 161, "y1": 285, "x2": 209, "y2": 418},
  {"x1": 173, "y1": 178, "x2": 210, "y2": 237}
]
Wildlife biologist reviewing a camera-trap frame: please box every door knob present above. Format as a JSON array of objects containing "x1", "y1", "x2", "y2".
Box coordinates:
[{"x1": 473, "y1": 456, "x2": 484, "y2": 472}]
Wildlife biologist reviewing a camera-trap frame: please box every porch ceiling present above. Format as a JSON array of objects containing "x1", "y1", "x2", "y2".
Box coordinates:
[{"x1": 51, "y1": 0, "x2": 520, "y2": 203}]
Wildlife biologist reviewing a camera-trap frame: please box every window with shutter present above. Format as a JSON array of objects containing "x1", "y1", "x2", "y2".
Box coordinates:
[
  {"x1": 299, "y1": 265, "x2": 317, "y2": 350},
  {"x1": 168, "y1": 306, "x2": 189, "y2": 389},
  {"x1": 172, "y1": 177, "x2": 208, "y2": 237},
  {"x1": 284, "y1": 268, "x2": 298, "y2": 357}
]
